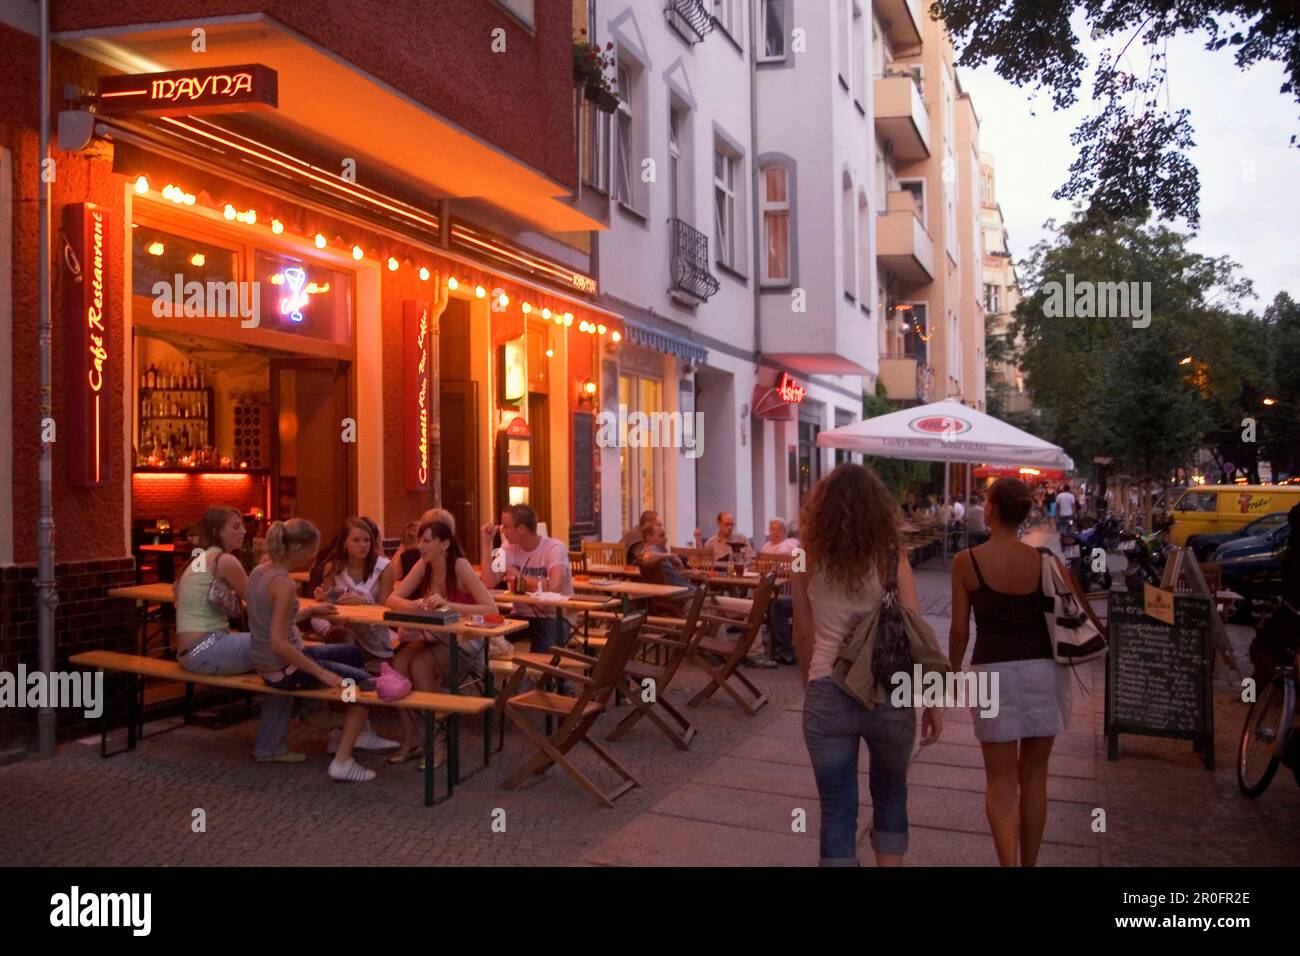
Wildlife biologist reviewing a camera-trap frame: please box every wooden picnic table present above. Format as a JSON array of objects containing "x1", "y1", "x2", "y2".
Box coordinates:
[
  {"x1": 109, "y1": 584, "x2": 177, "y2": 657},
  {"x1": 583, "y1": 562, "x2": 641, "y2": 577},
  {"x1": 683, "y1": 571, "x2": 787, "y2": 590}
]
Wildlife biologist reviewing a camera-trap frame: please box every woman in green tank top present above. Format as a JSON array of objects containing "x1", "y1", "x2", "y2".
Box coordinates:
[{"x1": 175, "y1": 506, "x2": 253, "y2": 676}]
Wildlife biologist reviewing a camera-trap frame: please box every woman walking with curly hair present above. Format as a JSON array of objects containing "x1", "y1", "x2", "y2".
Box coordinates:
[{"x1": 792, "y1": 463, "x2": 943, "y2": 866}]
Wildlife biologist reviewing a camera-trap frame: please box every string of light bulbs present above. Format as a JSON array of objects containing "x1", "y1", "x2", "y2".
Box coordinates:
[{"x1": 134, "y1": 174, "x2": 622, "y2": 343}]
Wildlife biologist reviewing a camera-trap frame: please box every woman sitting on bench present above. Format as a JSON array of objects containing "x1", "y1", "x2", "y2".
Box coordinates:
[
  {"x1": 386, "y1": 519, "x2": 499, "y2": 767},
  {"x1": 248, "y1": 518, "x2": 379, "y2": 783},
  {"x1": 175, "y1": 506, "x2": 253, "y2": 677}
]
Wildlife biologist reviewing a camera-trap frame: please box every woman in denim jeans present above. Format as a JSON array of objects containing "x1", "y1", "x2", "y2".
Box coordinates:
[{"x1": 792, "y1": 464, "x2": 943, "y2": 866}]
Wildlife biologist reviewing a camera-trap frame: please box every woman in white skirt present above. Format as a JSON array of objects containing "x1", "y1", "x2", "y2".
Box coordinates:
[{"x1": 949, "y1": 477, "x2": 1071, "y2": 866}]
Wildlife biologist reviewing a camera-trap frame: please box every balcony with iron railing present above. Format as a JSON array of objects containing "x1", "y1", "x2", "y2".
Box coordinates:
[
  {"x1": 668, "y1": 218, "x2": 720, "y2": 302},
  {"x1": 665, "y1": 0, "x2": 715, "y2": 44}
]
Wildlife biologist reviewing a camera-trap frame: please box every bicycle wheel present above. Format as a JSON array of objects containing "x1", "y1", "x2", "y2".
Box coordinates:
[{"x1": 1238, "y1": 679, "x2": 1285, "y2": 797}]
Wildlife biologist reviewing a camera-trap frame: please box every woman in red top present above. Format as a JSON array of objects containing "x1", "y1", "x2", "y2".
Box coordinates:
[{"x1": 386, "y1": 520, "x2": 498, "y2": 765}]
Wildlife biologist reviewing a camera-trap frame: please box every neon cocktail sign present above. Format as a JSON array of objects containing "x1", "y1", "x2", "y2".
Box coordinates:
[{"x1": 279, "y1": 267, "x2": 308, "y2": 323}]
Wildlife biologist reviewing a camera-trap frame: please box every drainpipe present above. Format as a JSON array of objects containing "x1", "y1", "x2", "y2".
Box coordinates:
[
  {"x1": 748, "y1": 0, "x2": 761, "y2": 371},
  {"x1": 37, "y1": 0, "x2": 58, "y2": 757}
]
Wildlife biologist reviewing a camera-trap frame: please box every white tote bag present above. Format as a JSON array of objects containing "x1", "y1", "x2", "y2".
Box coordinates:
[{"x1": 1039, "y1": 550, "x2": 1108, "y2": 665}]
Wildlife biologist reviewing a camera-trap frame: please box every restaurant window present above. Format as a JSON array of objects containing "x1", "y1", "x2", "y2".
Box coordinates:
[
  {"x1": 132, "y1": 223, "x2": 239, "y2": 305},
  {"x1": 618, "y1": 371, "x2": 665, "y2": 532},
  {"x1": 758, "y1": 0, "x2": 785, "y2": 61},
  {"x1": 759, "y1": 162, "x2": 791, "y2": 284},
  {"x1": 254, "y1": 250, "x2": 354, "y2": 346}
]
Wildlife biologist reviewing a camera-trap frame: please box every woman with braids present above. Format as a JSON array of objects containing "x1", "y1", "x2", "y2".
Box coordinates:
[
  {"x1": 792, "y1": 463, "x2": 943, "y2": 866},
  {"x1": 949, "y1": 477, "x2": 1071, "y2": 865}
]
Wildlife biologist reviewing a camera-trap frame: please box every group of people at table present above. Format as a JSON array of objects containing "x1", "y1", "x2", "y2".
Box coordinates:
[{"x1": 169, "y1": 502, "x2": 796, "y2": 784}]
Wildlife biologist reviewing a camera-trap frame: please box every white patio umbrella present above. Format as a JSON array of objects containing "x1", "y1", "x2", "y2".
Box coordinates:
[{"x1": 817, "y1": 399, "x2": 1075, "y2": 561}]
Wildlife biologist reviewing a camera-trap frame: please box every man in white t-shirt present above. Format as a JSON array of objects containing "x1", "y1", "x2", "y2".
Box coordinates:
[
  {"x1": 760, "y1": 518, "x2": 800, "y2": 665},
  {"x1": 480, "y1": 505, "x2": 572, "y2": 651},
  {"x1": 1055, "y1": 484, "x2": 1077, "y2": 534}
]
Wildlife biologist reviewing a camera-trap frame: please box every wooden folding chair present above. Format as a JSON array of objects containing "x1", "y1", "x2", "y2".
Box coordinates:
[
  {"x1": 672, "y1": 546, "x2": 716, "y2": 572},
  {"x1": 501, "y1": 613, "x2": 646, "y2": 807},
  {"x1": 582, "y1": 540, "x2": 625, "y2": 569},
  {"x1": 687, "y1": 573, "x2": 777, "y2": 715},
  {"x1": 607, "y1": 587, "x2": 708, "y2": 750},
  {"x1": 569, "y1": 550, "x2": 588, "y2": 575}
]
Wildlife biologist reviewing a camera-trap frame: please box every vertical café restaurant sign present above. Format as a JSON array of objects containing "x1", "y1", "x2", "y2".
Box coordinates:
[
  {"x1": 97, "y1": 64, "x2": 278, "y2": 116},
  {"x1": 64, "y1": 203, "x2": 111, "y2": 487},
  {"x1": 403, "y1": 300, "x2": 432, "y2": 491}
]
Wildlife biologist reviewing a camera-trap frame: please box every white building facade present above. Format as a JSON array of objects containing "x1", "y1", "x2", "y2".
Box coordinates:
[{"x1": 584, "y1": 0, "x2": 888, "y2": 545}]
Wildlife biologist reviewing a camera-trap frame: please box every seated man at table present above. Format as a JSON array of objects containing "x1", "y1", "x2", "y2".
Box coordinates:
[
  {"x1": 695, "y1": 511, "x2": 755, "y2": 567},
  {"x1": 759, "y1": 518, "x2": 799, "y2": 666},
  {"x1": 639, "y1": 523, "x2": 776, "y2": 668},
  {"x1": 621, "y1": 509, "x2": 659, "y2": 564},
  {"x1": 479, "y1": 504, "x2": 573, "y2": 651}
]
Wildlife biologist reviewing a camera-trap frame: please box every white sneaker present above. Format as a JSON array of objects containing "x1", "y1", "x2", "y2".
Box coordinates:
[
  {"x1": 328, "y1": 758, "x2": 376, "y2": 783},
  {"x1": 327, "y1": 727, "x2": 400, "y2": 754}
]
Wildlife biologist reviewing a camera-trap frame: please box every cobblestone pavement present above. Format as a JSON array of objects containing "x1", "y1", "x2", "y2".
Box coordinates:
[{"x1": 2, "y1": 539, "x2": 1297, "y2": 866}]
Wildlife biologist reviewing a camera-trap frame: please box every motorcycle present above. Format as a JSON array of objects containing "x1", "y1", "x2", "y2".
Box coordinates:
[
  {"x1": 1071, "y1": 513, "x2": 1125, "y2": 592},
  {"x1": 1123, "y1": 528, "x2": 1168, "y2": 592}
]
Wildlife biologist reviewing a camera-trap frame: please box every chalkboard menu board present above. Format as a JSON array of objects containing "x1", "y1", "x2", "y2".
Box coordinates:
[
  {"x1": 1105, "y1": 590, "x2": 1215, "y2": 769},
  {"x1": 571, "y1": 410, "x2": 595, "y2": 527}
]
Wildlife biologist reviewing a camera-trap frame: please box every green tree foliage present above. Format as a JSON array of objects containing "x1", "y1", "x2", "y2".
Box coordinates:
[
  {"x1": 1013, "y1": 210, "x2": 1255, "y2": 490},
  {"x1": 932, "y1": 0, "x2": 1300, "y2": 228}
]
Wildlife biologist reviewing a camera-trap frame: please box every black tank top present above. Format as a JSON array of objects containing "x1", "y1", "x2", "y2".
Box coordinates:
[{"x1": 967, "y1": 550, "x2": 1053, "y2": 665}]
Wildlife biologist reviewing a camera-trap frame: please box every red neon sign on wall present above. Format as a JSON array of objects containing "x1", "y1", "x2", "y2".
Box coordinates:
[
  {"x1": 776, "y1": 372, "x2": 806, "y2": 404},
  {"x1": 64, "y1": 203, "x2": 111, "y2": 487},
  {"x1": 403, "y1": 300, "x2": 432, "y2": 491}
]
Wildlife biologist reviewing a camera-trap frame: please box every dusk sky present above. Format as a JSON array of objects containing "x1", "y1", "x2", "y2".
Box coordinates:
[{"x1": 959, "y1": 19, "x2": 1298, "y2": 313}]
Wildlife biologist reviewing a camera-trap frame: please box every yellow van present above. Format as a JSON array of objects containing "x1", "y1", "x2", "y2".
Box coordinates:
[{"x1": 1168, "y1": 485, "x2": 1300, "y2": 545}]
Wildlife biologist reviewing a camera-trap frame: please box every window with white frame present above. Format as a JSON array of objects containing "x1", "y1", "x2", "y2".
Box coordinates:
[
  {"x1": 759, "y1": 0, "x2": 785, "y2": 60},
  {"x1": 899, "y1": 178, "x2": 925, "y2": 220},
  {"x1": 857, "y1": 190, "x2": 869, "y2": 302},
  {"x1": 841, "y1": 172, "x2": 855, "y2": 298},
  {"x1": 712, "y1": 0, "x2": 737, "y2": 39},
  {"x1": 851, "y1": 2, "x2": 865, "y2": 104},
  {"x1": 759, "y1": 162, "x2": 791, "y2": 284},
  {"x1": 984, "y1": 283, "x2": 1001, "y2": 314},
  {"x1": 837, "y1": 0, "x2": 850, "y2": 88},
  {"x1": 613, "y1": 62, "x2": 636, "y2": 208},
  {"x1": 495, "y1": 0, "x2": 534, "y2": 27},
  {"x1": 714, "y1": 142, "x2": 740, "y2": 270}
]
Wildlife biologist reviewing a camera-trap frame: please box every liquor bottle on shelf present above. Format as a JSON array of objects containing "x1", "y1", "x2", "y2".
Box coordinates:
[
  {"x1": 146, "y1": 364, "x2": 157, "y2": 389},
  {"x1": 198, "y1": 367, "x2": 205, "y2": 389}
]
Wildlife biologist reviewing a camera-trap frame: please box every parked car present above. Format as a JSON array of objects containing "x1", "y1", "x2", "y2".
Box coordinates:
[
  {"x1": 1212, "y1": 523, "x2": 1291, "y2": 622},
  {"x1": 1187, "y1": 511, "x2": 1289, "y2": 562},
  {"x1": 1168, "y1": 485, "x2": 1300, "y2": 546}
]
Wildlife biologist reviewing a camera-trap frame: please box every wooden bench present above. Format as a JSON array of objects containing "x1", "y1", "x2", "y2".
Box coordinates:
[{"x1": 70, "y1": 650, "x2": 493, "y2": 806}]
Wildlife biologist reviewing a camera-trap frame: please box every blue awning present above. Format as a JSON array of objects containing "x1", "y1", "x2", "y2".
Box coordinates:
[{"x1": 620, "y1": 317, "x2": 708, "y2": 364}]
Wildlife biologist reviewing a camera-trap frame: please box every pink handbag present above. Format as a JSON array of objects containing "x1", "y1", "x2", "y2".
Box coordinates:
[{"x1": 375, "y1": 661, "x2": 412, "y2": 701}]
